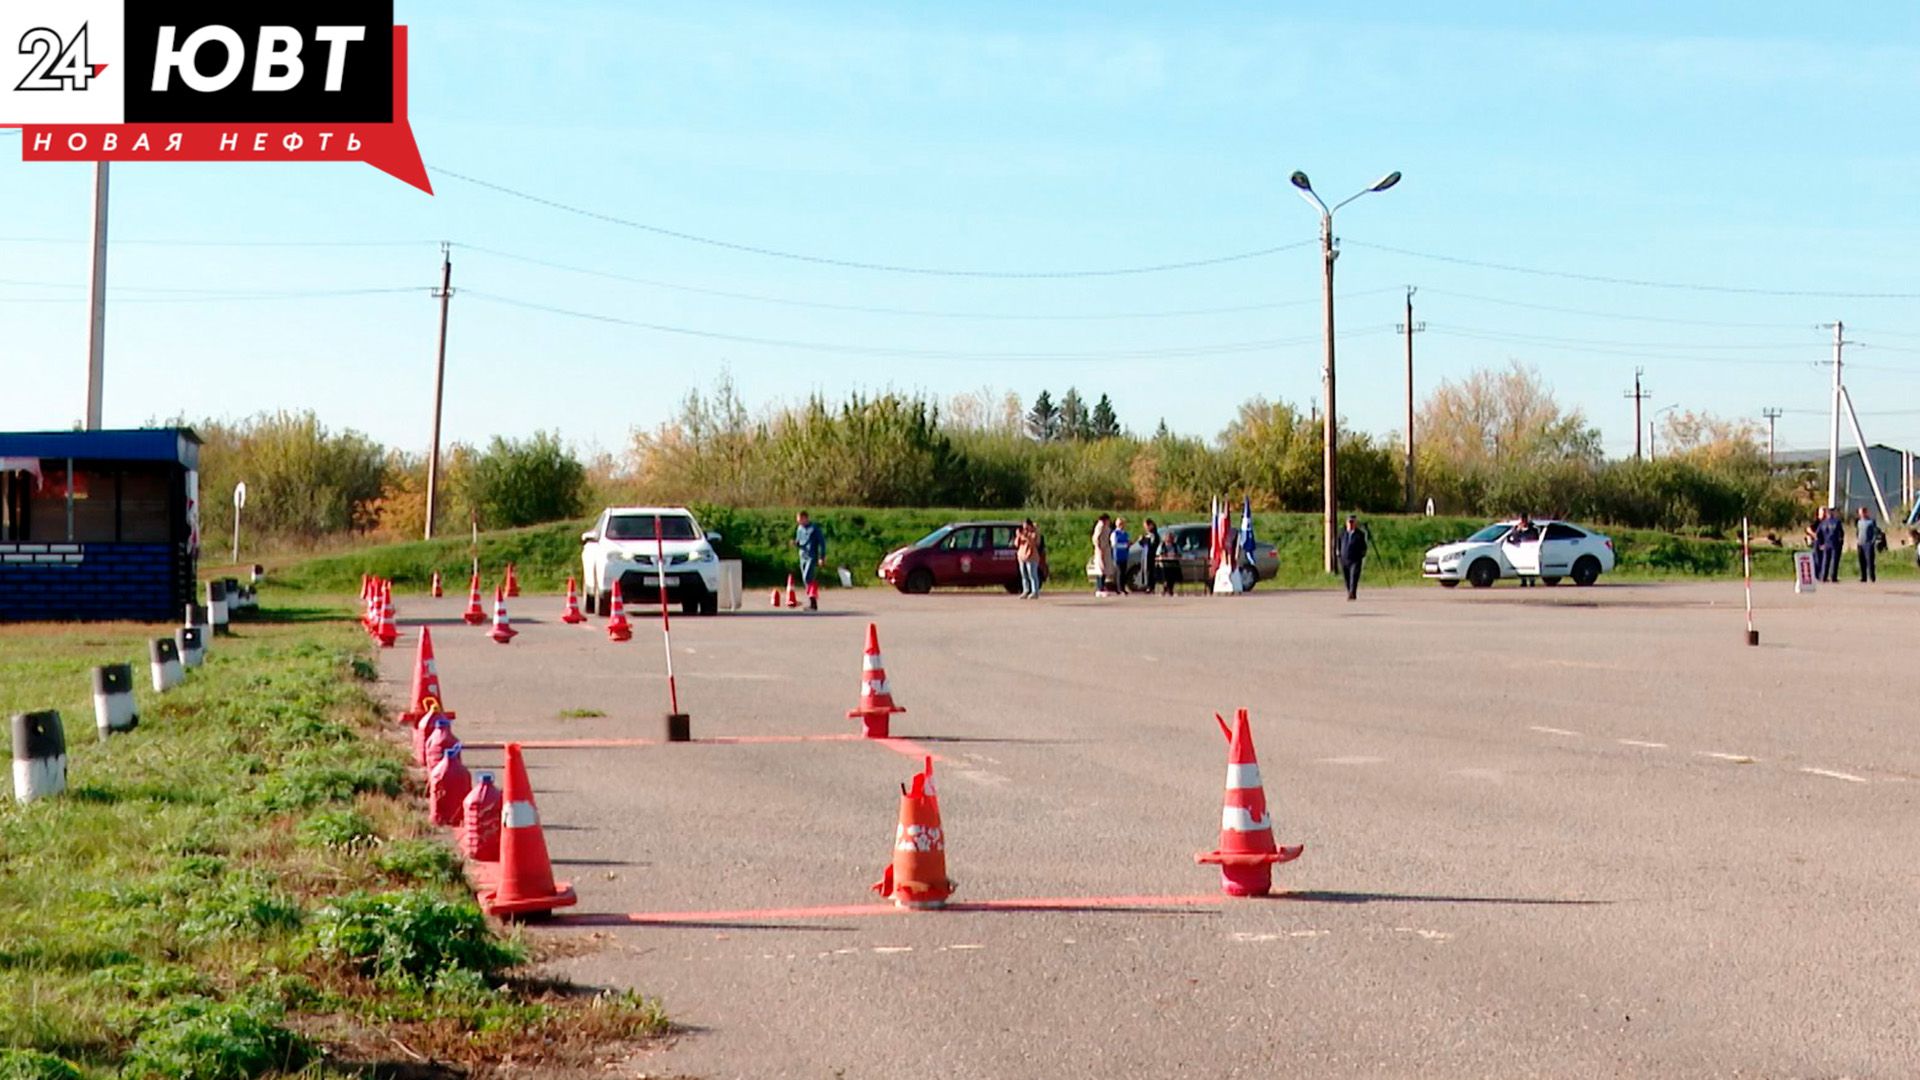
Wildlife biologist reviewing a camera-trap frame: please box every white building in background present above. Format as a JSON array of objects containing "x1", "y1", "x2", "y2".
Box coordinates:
[{"x1": 1773, "y1": 444, "x2": 1917, "y2": 522}]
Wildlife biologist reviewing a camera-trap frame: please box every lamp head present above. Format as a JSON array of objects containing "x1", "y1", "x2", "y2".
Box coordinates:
[
  {"x1": 1289, "y1": 171, "x2": 1313, "y2": 192},
  {"x1": 1370, "y1": 171, "x2": 1403, "y2": 192}
]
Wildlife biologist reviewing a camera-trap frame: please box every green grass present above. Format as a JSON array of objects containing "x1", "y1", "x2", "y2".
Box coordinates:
[
  {"x1": 265, "y1": 507, "x2": 1918, "y2": 595},
  {"x1": 0, "y1": 614, "x2": 666, "y2": 1078}
]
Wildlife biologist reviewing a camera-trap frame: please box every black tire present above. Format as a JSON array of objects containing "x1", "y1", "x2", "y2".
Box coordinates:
[
  {"x1": 1571, "y1": 556, "x2": 1602, "y2": 587},
  {"x1": 698, "y1": 594, "x2": 719, "y2": 616},
  {"x1": 1438, "y1": 579, "x2": 1460, "y2": 588},
  {"x1": 1467, "y1": 559, "x2": 1499, "y2": 589},
  {"x1": 1004, "y1": 581, "x2": 1023, "y2": 595},
  {"x1": 681, "y1": 598, "x2": 699, "y2": 616},
  {"x1": 905, "y1": 569, "x2": 934, "y2": 595},
  {"x1": 585, "y1": 590, "x2": 599, "y2": 616},
  {"x1": 1542, "y1": 576, "x2": 1562, "y2": 587}
]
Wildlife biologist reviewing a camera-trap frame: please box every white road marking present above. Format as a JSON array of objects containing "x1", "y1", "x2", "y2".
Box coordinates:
[
  {"x1": 942, "y1": 944, "x2": 985, "y2": 951},
  {"x1": 1529, "y1": 725, "x2": 1582, "y2": 737},
  {"x1": 1394, "y1": 927, "x2": 1454, "y2": 942},
  {"x1": 954, "y1": 770, "x2": 1011, "y2": 786},
  {"x1": 1801, "y1": 767, "x2": 1869, "y2": 784},
  {"x1": 1318, "y1": 755, "x2": 1386, "y2": 766},
  {"x1": 1617, "y1": 739, "x2": 1668, "y2": 749},
  {"x1": 962, "y1": 752, "x2": 1003, "y2": 766},
  {"x1": 1290, "y1": 929, "x2": 1329, "y2": 938},
  {"x1": 872, "y1": 946, "x2": 914, "y2": 955},
  {"x1": 1699, "y1": 751, "x2": 1757, "y2": 764}
]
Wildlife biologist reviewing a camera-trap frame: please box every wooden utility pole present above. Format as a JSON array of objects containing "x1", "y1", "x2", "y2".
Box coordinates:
[
  {"x1": 1761, "y1": 407, "x2": 1783, "y2": 467},
  {"x1": 424, "y1": 244, "x2": 454, "y2": 540},
  {"x1": 1624, "y1": 368, "x2": 1652, "y2": 461},
  {"x1": 1397, "y1": 287, "x2": 1424, "y2": 512}
]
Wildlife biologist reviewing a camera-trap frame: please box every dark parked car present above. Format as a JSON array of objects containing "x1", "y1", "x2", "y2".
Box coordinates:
[{"x1": 878, "y1": 522, "x2": 1029, "y2": 594}]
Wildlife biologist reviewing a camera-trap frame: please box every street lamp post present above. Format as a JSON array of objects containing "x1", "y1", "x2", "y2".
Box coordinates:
[{"x1": 1290, "y1": 169, "x2": 1402, "y2": 574}]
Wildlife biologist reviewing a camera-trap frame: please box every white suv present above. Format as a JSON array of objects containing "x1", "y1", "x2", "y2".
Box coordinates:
[
  {"x1": 581, "y1": 507, "x2": 723, "y2": 615},
  {"x1": 1423, "y1": 519, "x2": 1616, "y2": 588}
]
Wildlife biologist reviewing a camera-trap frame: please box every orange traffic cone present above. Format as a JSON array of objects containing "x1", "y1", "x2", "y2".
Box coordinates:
[
  {"x1": 505, "y1": 563, "x2": 520, "y2": 598},
  {"x1": 462, "y1": 572, "x2": 486, "y2": 626},
  {"x1": 489, "y1": 586, "x2": 517, "y2": 644},
  {"x1": 847, "y1": 622, "x2": 906, "y2": 738},
  {"x1": 786, "y1": 574, "x2": 799, "y2": 609},
  {"x1": 363, "y1": 577, "x2": 379, "y2": 632},
  {"x1": 402, "y1": 629, "x2": 452, "y2": 725},
  {"x1": 605, "y1": 581, "x2": 632, "y2": 642},
  {"x1": 560, "y1": 577, "x2": 586, "y2": 625},
  {"x1": 1195, "y1": 709, "x2": 1302, "y2": 897},
  {"x1": 431, "y1": 570, "x2": 443, "y2": 598},
  {"x1": 873, "y1": 756, "x2": 955, "y2": 910},
  {"x1": 770, "y1": 586, "x2": 783, "y2": 608},
  {"x1": 375, "y1": 582, "x2": 399, "y2": 648},
  {"x1": 480, "y1": 742, "x2": 577, "y2": 918}
]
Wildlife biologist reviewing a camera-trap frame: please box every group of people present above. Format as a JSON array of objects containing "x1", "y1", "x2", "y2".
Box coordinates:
[
  {"x1": 1088, "y1": 514, "x2": 1172, "y2": 596},
  {"x1": 1805, "y1": 505, "x2": 1883, "y2": 583}
]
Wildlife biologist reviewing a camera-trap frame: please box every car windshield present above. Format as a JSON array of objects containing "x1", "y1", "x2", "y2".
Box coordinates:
[
  {"x1": 912, "y1": 526, "x2": 954, "y2": 549},
  {"x1": 1467, "y1": 524, "x2": 1511, "y2": 542},
  {"x1": 605, "y1": 515, "x2": 698, "y2": 541}
]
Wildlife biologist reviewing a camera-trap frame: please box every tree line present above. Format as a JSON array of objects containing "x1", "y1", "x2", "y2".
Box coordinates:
[{"x1": 179, "y1": 363, "x2": 1810, "y2": 552}]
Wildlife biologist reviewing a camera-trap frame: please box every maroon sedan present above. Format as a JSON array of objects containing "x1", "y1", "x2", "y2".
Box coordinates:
[{"x1": 877, "y1": 522, "x2": 1028, "y2": 593}]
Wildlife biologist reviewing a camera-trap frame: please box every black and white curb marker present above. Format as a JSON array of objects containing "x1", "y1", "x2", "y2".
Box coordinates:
[
  {"x1": 175, "y1": 625, "x2": 205, "y2": 669},
  {"x1": 12, "y1": 710, "x2": 67, "y2": 803},
  {"x1": 92, "y1": 663, "x2": 138, "y2": 739},
  {"x1": 207, "y1": 580, "x2": 230, "y2": 636},
  {"x1": 150, "y1": 637, "x2": 185, "y2": 693}
]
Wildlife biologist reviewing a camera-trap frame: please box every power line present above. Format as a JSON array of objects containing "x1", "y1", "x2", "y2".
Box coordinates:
[
  {"x1": 1423, "y1": 325, "x2": 1817, "y2": 366},
  {"x1": 0, "y1": 287, "x2": 425, "y2": 305},
  {"x1": 456, "y1": 242, "x2": 1401, "y2": 321},
  {"x1": 433, "y1": 166, "x2": 1315, "y2": 279},
  {"x1": 462, "y1": 288, "x2": 1395, "y2": 361},
  {"x1": 1418, "y1": 288, "x2": 1815, "y2": 330},
  {"x1": 1346, "y1": 239, "x2": 1920, "y2": 299},
  {"x1": 0, "y1": 236, "x2": 438, "y2": 249}
]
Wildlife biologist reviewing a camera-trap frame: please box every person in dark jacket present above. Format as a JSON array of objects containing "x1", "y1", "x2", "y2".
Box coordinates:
[
  {"x1": 1338, "y1": 514, "x2": 1370, "y2": 600},
  {"x1": 1856, "y1": 506, "x2": 1881, "y2": 583},
  {"x1": 1139, "y1": 519, "x2": 1161, "y2": 595},
  {"x1": 1814, "y1": 507, "x2": 1846, "y2": 582}
]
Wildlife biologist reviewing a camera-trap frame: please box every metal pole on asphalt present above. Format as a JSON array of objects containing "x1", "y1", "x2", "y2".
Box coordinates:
[
  {"x1": 1290, "y1": 169, "x2": 1401, "y2": 574},
  {"x1": 654, "y1": 515, "x2": 680, "y2": 717},
  {"x1": 1742, "y1": 516, "x2": 1756, "y2": 646},
  {"x1": 1398, "y1": 286, "x2": 1424, "y2": 513},
  {"x1": 84, "y1": 162, "x2": 110, "y2": 430},
  {"x1": 425, "y1": 244, "x2": 454, "y2": 540}
]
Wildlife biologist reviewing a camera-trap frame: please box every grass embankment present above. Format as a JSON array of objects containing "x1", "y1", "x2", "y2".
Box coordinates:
[
  {"x1": 0, "y1": 613, "x2": 664, "y2": 1079},
  {"x1": 262, "y1": 508, "x2": 1909, "y2": 594}
]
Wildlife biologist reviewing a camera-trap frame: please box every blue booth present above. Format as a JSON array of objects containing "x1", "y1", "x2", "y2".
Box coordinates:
[{"x1": 0, "y1": 428, "x2": 202, "y2": 622}]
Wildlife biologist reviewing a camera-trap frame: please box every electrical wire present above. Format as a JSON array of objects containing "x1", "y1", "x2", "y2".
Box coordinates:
[
  {"x1": 455, "y1": 243, "x2": 1399, "y2": 321},
  {"x1": 462, "y1": 288, "x2": 1394, "y2": 361},
  {"x1": 1417, "y1": 288, "x2": 1818, "y2": 330},
  {"x1": 0, "y1": 287, "x2": 425, "y2": 304},
  {"x1": 1346, "y1": 240, "x2": 1920, "y2": 300},
  {"x1": 1423, "y1": 326, "x2": 1815, "y2": 367},
  {"x1": 433, "y1": 166, "x2": 1314, "y2": 279}
]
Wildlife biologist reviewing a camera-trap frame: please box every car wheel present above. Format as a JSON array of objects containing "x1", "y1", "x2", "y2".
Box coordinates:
[
  {"x1": 1542, "y1": 576, "x2": 1562, "y2": 587},
  {"x1": 1438, "y1": 579, "x2": 1460, "y2": 588},
  {"x1": 1467, "y1": 559, "x2": 1499, "y2": 589},
  {"x1": 698, "y1": 594, "x2": 718, "y2": 616},
  {"x1": 1004, "y1": 582, "x2": 1023, "y2": 595},
  {"x1": 905, "y1": 569, "x2": 934, "y2": 595},
  {"x1": 1571, "y1": 556, "x2": 1601, "y2": 587},
  {"x1": 584, "y1": 589, "x2": 598, "y2": 615},
  {"x1": 681, "y1": 598, "x2": 699, "y2": 616}
]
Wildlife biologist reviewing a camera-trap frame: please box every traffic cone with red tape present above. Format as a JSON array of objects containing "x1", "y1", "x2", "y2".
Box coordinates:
[
  {"x1": 1195, "y1": 708, "x2": 1302, "y2": 897},
  {"x1": 770, "y1": 586, "x2": 783, "y2": 608},
  {"x1": 560, "y1": 577, "x2": 586, "y2": 624},
  {"x1": 375, "y1": 581, "x2": 398, "y2": 648},
  {"x1": 480, "y1": 743, "x2": 577, "y2": 918},
  {"x1": 605, "y1": 581, "x2": 633, "y2": 642},
  {"x1": 489, "y1": 585, "x2": 517, "y2": 644},
  {"x1": 847, "y1": 622, "x2": 906, "y2": 738},
  {"x1": 430, "y1": 570, "x2": 443, "y2": 598},
  {"x1": 505, "y1": 562, "x2": 520, "y2": 598},
  {"x1": 873, "y1": 756, "x2": 955, "y2": 909},
  {"x1": 462, "y1": 572, "x2": 487, "y2": 626},
  {"x1": 786, "y1": 574, "x2": 799, "y2": 609}
]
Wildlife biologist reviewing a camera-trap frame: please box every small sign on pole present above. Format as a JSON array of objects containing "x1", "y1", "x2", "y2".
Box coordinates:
[
  {"x1": 1793, "y1": 551, "x2": 1817, "y2": 594},
  {"x1": 231, "y1": 482, "x2": 248, "y2": 565}
]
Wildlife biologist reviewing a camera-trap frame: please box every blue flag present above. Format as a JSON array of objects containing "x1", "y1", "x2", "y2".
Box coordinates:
[{"x1": 1240, "y1": 496, "x2": 1255, "y2": 560}]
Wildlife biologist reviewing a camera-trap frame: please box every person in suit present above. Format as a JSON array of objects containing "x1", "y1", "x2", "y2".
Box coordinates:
[
  {"x1": 1814, "y1": 506, "x2": 1846, "y2": 582},
  {"x1": 1339, "y1": 515, "x2": 1370, "y2": 601},
  {"x1": 1856, "y1": 505, "x2": 1881, "y2": 583}
]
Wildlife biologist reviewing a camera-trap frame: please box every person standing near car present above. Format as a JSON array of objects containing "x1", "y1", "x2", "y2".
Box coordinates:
[
  {"x1": 1111, "y1": 518, "x2": 1132, "y2": 594},
  {"x1": 792, "y1": 510, "x2": 826, "y2": 611},
  {"x1": 1015, "y1": 519, "x2": 1043, "y2": 599},
  {"x1": 1815, "y1": 506, "x2": 1845, "y2": 582},
  {"x1": 1856, "y1": 505, "x2": 1881, "y2": 583},
  {"x1": 1807, "y1": 507, "x2": 1829, "y2": 582},
  {"x1": 1339, "y1": 514, "x2": 1370, "y2": 601},
  {"x1": 1091, "y1": 514, "x2": 1115, "y2": 596},
  {"x1": 1140, "y1": 519, "x2": 1161, "y2": 595},
  {"x1": 1508, "y1": 513, "x2": 1540, "y2": 587}
]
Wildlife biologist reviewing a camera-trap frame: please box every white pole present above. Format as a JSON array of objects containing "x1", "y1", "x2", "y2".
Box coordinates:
[
  {"x1": 1839, "y1": 386, "x2": 1893, "y2": 523},
  {"x1": 231, "y1": 503, "x2": 240, "y2": 565},
  {"x1": 1742, "y1": 517, "x2": 1753, "y2": 635},
  {"x1": 84, "y1": 163, "x2": 109, "y2": 430},
  {"x1": 1827, "y1": 321, "x2": 1844, "y2": 510}
]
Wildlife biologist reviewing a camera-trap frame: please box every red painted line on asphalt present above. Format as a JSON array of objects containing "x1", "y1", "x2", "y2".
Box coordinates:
[
  {"x1": 572, "y1": 893, "x2": 1224, "y2": 926},
  {"x1": 461, "y1": 733, "x2": 867, "y2": 750},
  {"x1": 870, "y1": 736, "x2": 944, "y2": 763}
]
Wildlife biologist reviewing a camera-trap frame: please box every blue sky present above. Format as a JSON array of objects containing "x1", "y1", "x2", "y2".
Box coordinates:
[{"x1": 5, "y1": 1, "x2": 1920, "y2": 462}]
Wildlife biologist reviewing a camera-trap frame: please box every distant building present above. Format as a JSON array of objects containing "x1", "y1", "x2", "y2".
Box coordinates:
[
  {"x1": 1773, "y1": 444, "x2": 1916, "y2": 521},
  {"x1": 0, "y1": 428, "x2": 202, "y2": 621}
]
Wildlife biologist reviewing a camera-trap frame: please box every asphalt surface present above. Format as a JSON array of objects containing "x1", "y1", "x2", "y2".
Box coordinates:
[{"x1": 377, "y1": 578, "x2": 1920, "y2": 1078}]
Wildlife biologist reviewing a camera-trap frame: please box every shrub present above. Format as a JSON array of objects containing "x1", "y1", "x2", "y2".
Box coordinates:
[
  {"x1": 179, "y1": 878, "x2": 302, "y2": 943},
  {"x1": 122, "y1": 998, "x2": 312, "y2": 1080},
  {"x1": 0, "y1": 1050, "x2": 83, "y2": 1080},
  {"x1": 256, "y1": 750, "x2": 404, "y2": 812},
  {"x1": 464, "y1": 431, "x2": 588, "y2": 528},
  {"x1": 306, "y1": 890, "x2": 522, "y2": 988},
  {"x1": 371, "y1": 838, "x2": 465, "y2": 885},
  {"x1": 296, "y1": 808, "x2": 377, "y2": 851}
]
